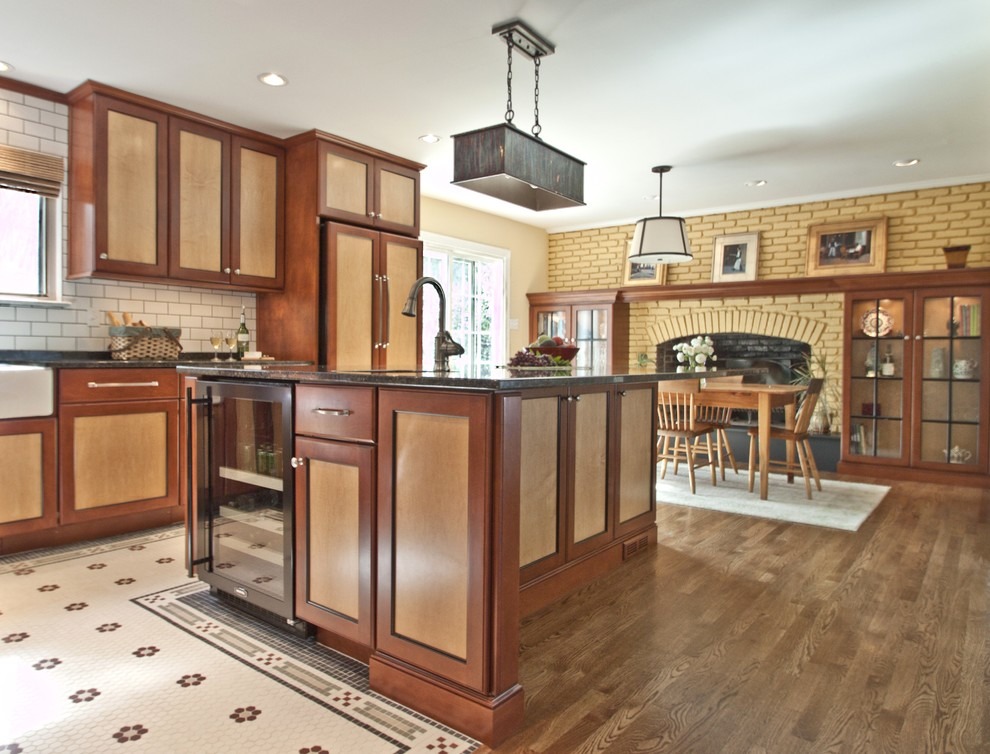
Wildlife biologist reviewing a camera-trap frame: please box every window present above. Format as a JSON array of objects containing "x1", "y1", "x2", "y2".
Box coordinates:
[
  {"x1": 420, "y1": 233, "x2": 508, "y2": 371},
  {"x1": 0, "y1": 145, "x2": 64, "y2": 304}
]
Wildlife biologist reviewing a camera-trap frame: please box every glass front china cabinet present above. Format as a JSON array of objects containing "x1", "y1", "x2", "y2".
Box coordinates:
[
  {"x1": 527, "y1": 290, "x2": 629, "y2": 371},
  {"x1": 844, "y1": 288, "x2": 986, "y2": 474}
]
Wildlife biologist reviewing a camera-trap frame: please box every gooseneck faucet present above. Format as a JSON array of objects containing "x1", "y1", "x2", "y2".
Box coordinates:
[{"x1": 401, "y1": 277, "x2": 465, "y2": 372}]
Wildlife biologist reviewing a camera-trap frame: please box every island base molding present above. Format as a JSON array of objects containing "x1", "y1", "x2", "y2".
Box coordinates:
[
  {"x1": 369, "y1": 653, "x2": 525, "y2": 748},
  {"x1": 521, "y1": 524, "x2": 658, "y2": 617}
]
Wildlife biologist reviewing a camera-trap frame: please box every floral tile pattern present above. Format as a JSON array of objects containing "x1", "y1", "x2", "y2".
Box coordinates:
[{"x1": 0, "y1": 527, "x2": 478, "y2": 753}]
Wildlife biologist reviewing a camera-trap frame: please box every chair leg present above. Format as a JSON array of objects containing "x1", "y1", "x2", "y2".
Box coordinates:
[
  {"x1": 706, "y1": 433, "x2": 717, "y2": 486},
  {"x1": 747, "y1": 434, "x2": 757, "y2": 493},
  {"x1": 659, "y1": 436, "x2": 671, "y2": 479},
  {"x1": 804, "y1": 439, "x2": 823, "y2": 490},
  {"x1": 795, "y1": 442, "x2": 813, "y2": 499},
  {"x1": 720, "y1": 428, "x2": 739, "y2": 474},
  {"x1": 684, "y1": 438, "x2": 696, "y2": 494},
  {"x1": 713, "y1": 429, "x2": 726, "y2": 480},
  {"x1": 672, "y1": 437, "x2": 682, "y2": 476}
]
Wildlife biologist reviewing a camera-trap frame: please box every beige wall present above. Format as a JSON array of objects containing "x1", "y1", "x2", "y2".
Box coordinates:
[{"x1": 421, "y1": 196, "x2": 549, "y2": 355}]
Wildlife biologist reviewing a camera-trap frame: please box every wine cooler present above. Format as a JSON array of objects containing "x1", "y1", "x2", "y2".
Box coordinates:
[{"x1": 187, "y1": 380, "x2": 305, "y2": 632}]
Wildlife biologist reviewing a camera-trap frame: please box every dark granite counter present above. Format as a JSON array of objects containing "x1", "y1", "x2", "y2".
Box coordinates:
[
  {"x1": 177, "y1": 362, "x2": 757, "y2": 390},
  {"x1": 0, "y1": 350, "x2": 310, "y2": 369}
]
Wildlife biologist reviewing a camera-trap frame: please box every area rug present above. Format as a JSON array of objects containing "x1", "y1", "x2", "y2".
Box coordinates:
[
  {"x1": 0, "y1": 526, "x2": 478, "y2": 753},
  {"x1": 656, "y1": 468, "x2": 889, "y2": 531}
]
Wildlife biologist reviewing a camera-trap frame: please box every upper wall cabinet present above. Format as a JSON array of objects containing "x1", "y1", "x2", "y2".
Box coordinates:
[
  {"x1": 68, "y1": 82, "x2": 284, "y2": 292},
  {"x1": 318, "y1": 141, "x2": 420, "y2": 237}
]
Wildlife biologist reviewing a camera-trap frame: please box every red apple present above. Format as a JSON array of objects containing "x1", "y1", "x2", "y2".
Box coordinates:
[{"x1": 552, "y1": 336, "x2": 564, "y2": 346}]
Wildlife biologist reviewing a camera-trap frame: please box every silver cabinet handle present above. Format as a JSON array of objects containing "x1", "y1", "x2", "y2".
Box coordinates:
[
  {"x1": 99, "y1": 253, "x2": 109, "y2": 260},
  {"x1": 377, "y1": 274, "x2": 385, "y2": 348},
  {"x1": 368, "y1": 212, "x2": 376, "y2": 218},
  {"x1": 224, "y1": 267, "x2": 231, "y2": 274},
  {"x1": 313, "y1": 408, "x2": 353, "y2": 416},
  {"x1": 290, "y1": 457, "x2": 305, "y2": 468},
  {"x1": 88, "y1": 381, "x2": 160, "y2": 388},
  {"x1": 382, "y1": 274, "x2": 390, "y2": 347},
  {"x1": 234, "y1": 268, "x2": 240, "y2": 275}
]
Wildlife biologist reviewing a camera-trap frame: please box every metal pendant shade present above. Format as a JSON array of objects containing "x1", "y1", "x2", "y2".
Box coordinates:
[
  {"x1": 452, "y1": 20, "x2": 585, "y2": 211},
  {"x1": 628, "y1": 166, "x2": 694, "y2": 265}
]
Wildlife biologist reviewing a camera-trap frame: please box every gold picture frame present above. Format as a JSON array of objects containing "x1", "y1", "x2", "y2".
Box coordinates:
[
  {"x1": 621, "y1": 244, "x2": 669, "y2": 287},
  {"x1": 806, "y1": 218, "x2": 887, "y2": 277},
  {"x1": 712, "y1": 232, "x2": 759, "y2": 283}
]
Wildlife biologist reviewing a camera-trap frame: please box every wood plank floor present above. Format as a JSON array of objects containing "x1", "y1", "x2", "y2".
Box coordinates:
[{"x1": 487, "y1": 478, "x2": 990, "y2": 753}]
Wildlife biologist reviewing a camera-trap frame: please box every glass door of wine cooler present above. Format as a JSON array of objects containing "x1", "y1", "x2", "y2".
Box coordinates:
[{"x1": 192, "y1": 380, "x2": 295, "y2": 620}]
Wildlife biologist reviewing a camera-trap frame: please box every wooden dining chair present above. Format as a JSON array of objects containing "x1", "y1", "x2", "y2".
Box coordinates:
[
  {"x1": 695, "y1": 375, "x2": 743, "y2": 479},
  {"x1": 746, "y1": 378, "x2": 824, "y2": 498},
  {"x1": 657, "y1": 387, "x2": 717, "y2": 494}
]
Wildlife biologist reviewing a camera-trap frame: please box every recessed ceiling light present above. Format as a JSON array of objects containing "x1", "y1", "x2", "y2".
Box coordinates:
[
  {"x1": 0, "y1": 61, "x2": 14, "y2": 73},
  {"x1": 893, "y1": 158, "x2": 920, "y2": 167},
  {"x1": 745, "y1": 179, "x2": 767, "y2": 187},
  {"x1": 257, "y1": 72, "x2": 288, "y2": 87},
  {"x1": 418, "y1": 134, "x2": 442, "y2": 144}
]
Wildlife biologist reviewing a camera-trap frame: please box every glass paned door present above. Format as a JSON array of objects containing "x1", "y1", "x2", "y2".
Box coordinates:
[
  {"x1": 574, "y1": 307, "x2": 608, "y2": 370},
  {"x1": 195, "y1": 381, "x2": 294, "y2": 618},
  {"x1": 918, "y1": 293, "x2": 982, "y2": 466}
]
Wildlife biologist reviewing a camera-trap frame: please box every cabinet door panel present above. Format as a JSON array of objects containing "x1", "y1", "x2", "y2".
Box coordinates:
[
  {"x1": 376, "y1": 163, "x2": 419, "y2": 234},
  {"x1": 319, "y1": 144, "x2": 372, "y2": 223},
  {"x1": 326, "y1": 224, "x2": 377, "y2": 370},
  {"x1": 519, "y1": 396, "x2": 562, "y2": 571},
  {"x1": 381, "y1": 233, "x2": 422, "y2": 370},
  {"x1": 616, "y1": 385, "x2": 656, "y2": 529},
  {"x1": 0, "y1": 419, "x2": 57, "y2": 535},
  {"x1": 571, "y1": 391, "x2": 609, "y2": 545},
  {"x1": 60, "y1": 401, "x2": 179, "y2": 524},
  {"x1": 235, "y1": 144, "x2": 279, "y2": 280},
  {"x1": 295, "y1": 437, "x2": 374, "y2": 646}
]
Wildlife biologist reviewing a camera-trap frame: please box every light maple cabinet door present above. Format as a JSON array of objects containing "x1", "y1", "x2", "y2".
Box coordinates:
[
  {"x1": 90, "y1": 95, "x2": 169, "y2": 278},
  {"x1": 379, "y1": 233, "x2": 422, "y2": 370},
  {"x1": 293, "y1": 436, "x2": 374, "y2": 649},
  {"x1": 231, "y1": 137, "x2": 284, "y2": 290},
  {"x1": 0, "y1": 418, "x2": 58, "y2": 537}
]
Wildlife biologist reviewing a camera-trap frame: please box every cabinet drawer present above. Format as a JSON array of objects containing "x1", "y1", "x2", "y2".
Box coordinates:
[
  {"x1": 296, "y1": 385, "x2": 375, "y2": 442},
  {"x1": 59, "y1": 368, "x2": 179, "y2": 403}
]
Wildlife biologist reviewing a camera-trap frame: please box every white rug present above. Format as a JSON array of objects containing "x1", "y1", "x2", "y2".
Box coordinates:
[{"x1": 656, "y1": 468, "x2": 889, "y2": 531}]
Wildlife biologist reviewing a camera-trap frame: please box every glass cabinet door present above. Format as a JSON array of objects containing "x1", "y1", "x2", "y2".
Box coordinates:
[
  {"x1": 535, "y1": 307, "x2": 568, "y2": 341},
  {"x1": 916, "y1": 292, "x2": 983, "y2": 467},
  {"x1": 574, "y1": 307, "x2": 608, "y2": 370},
  {"x1": 847, "y1": 295, "x2": 910, "y2": 461}
]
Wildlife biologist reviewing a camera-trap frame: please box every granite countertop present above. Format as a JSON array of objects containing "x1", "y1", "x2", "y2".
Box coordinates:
[
  {"x1": 177, "y1": 362, "x2": 759, "y2": 390},
  {"x1": 0, "y1": 350, "x2": 311, "y2": 369}
]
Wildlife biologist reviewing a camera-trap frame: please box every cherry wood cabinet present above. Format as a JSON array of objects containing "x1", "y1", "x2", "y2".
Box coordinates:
[
  {"x1": 293, "y1": 385, "x2": 376, "y2": 659},
  {"x1": 68, "y1": 81, "x2": 283, "y2": 292},
  {"x1": 323, "y1": 222, "x2": 421, "y2": 370},
  {"x1": 318, "y1": 140, "x2": 420, "y2": 236},
  {"x1": 0, "y1": 418, "x2": 58, "y2": 539},
  {"x1": 527, "y1": 290, "x2": 630, "y2": 371},
  {"x1": 841, "y1": 286, "x2": 988, "y2": 479},
  {"x1": 256, "y1": 131, "x2": 424, "y2": 363},
  {"x1": 519, "y1": 382, "x2": 656, "y2": 597},
  {"x1": 58, "y1": 368, "x2": 180, "y2": 525}
]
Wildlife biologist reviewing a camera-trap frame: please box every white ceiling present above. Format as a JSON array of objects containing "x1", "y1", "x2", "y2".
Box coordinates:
[{"x1": 3, "y1": 0, "x2": 989, "y2": 233}]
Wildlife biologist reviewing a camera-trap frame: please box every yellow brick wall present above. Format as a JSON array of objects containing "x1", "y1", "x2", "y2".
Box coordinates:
[
  {"x1": 547, "y1": 182, "x2": 990, "y2": 433},
  {"x1": 548, "y1": 182, "x2": 990, "y2": 290}
]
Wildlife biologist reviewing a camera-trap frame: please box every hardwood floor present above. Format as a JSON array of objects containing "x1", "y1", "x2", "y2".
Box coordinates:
[{"x1": 489, "y1": 478, "x2": 990, "y2": 753}]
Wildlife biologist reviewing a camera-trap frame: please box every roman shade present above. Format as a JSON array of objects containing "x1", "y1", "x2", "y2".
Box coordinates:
[{"x1": 0, "y1": 144, "x2": 64, "y2": 198}]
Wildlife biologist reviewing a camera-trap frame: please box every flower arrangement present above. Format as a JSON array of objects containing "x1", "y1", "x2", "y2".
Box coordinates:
[{"x1": 673, "y1": 335, "x2": 717, "y2": 372}]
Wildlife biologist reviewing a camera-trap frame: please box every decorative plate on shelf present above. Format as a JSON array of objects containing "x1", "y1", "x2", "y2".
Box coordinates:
[{"x1": 861, "y1": 307, "x2": 893, "y2": 337}]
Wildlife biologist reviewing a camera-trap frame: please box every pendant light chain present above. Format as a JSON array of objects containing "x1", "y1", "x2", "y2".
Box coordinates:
[
  {"x1": 532, "y1": 55, "x2": 542, "y2": 138},
  {"x1": 504, "y1": 36, "x2": 515, "y2": 125}
]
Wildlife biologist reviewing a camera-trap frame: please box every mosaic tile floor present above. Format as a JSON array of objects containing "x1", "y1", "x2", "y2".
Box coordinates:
[{"x1": 0, "y1": 527, "x2": 478, "y2": 753}]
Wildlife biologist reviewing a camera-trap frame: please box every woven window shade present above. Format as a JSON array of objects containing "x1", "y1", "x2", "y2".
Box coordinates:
[{"x1": 0, "y1": 145, "x2": 64, "y2": 198}]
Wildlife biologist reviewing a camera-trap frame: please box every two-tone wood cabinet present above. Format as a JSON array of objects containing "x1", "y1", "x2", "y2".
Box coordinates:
[
  {"x1": 0, "y1": 418, "x2": 58, "y2": 539},
  {"x1": 527, "y1": 290, "x2": 630, "y2": 371},
  {"x1": 68, "y1": 81, "x2": 284, "y2": 292},
  {"x1": 59, "y1": 368, "x2": 180, "y2": 525}
]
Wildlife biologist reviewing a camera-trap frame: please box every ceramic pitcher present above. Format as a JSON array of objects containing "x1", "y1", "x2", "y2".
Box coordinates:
[{"x1": 952, "y1": 359, "x2": 977, "y2": 379}]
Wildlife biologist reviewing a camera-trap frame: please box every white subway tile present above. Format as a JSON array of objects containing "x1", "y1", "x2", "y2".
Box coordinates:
[{"x1": 8, "y1": 102, "x2": 40, "y2": 122}]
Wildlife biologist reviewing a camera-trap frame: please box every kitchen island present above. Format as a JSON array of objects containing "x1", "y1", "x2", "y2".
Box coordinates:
[{"x1": 180, "y1": 363, "x2": 710, "y2": 746}]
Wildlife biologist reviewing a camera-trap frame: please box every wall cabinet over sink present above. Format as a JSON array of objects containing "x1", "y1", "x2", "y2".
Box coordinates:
[{"x1": 68, "y1": 81, "x2": 284, "y2": 292}]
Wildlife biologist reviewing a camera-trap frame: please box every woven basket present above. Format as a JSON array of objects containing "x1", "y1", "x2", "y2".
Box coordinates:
[{"x1": 109, "y1": 326, "x2": 183, "y2": 361}]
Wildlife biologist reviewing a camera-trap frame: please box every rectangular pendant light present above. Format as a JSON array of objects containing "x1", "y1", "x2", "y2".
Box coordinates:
[{"x1": 451, "y1": 122, "x2": 585, "y2": 211}]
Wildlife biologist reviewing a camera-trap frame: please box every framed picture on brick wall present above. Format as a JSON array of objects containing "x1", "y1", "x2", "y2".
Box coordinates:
[
  {"x1": 622, "y1": 242, "x2": 668, "y2": 287},
  {"x1": 806, "y1": 217, "x2": 887, "y2": 277},
  {"x1": 712, "y1": 232, "x2": 759, "y2": 283}
]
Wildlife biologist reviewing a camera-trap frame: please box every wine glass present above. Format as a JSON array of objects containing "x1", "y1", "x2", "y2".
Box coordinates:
[
  {"x1": 224, "y1": 331, "x2": 237, "y2": 360},
  {"x1": 209, "y1": 331, "x2": 222, "y2": 361}
]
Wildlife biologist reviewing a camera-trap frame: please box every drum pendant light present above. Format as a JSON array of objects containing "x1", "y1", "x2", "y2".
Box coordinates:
[
  {"x1": 452, "y1": 20, "x2": 585, "y2": 211},
  {"x1": 628, "y1": 165, "x2": 694, "y2": 264}
]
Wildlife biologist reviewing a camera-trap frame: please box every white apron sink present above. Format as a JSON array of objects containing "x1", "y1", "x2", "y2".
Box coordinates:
[{"x1": 0, "y1": 364, "x2": 55, "y2": 418}]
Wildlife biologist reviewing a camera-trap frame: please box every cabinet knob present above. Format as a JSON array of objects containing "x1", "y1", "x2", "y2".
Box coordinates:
[
  {"x1": 290, "y1": 457, "x2": 305, "y2": 469},
  {"x1": 376, "y1": 212, "x2": 382, "y2": 219},
  {"x1": 368, "y1": 212, "x2": 376, "y2": 219},
  {"x1": 224, "y1": 267, "x2": 231, "y2": 274},
  {"x1": 100, "y1": 253, "x2": 109, "y2": 260},
  {"x1": 619, "y1": 390, "x2": 628, "y2": 396},
  {"x1": 234, "y1": 268, "x2": 240, "y2": 275},
  {"x1": 915, "y1": 335, "x2": 922, "y2": 340},
  {"x1": 904, "y1": 335, "x2": 910, "y2": 340}
]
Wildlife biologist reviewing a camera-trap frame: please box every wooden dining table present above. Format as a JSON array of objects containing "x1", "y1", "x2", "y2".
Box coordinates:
[{"x1": 692, "y1": 382, "x2": 807, "y2": 500}]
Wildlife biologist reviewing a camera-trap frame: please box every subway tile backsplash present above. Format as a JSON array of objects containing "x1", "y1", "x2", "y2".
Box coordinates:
[{"x1": 0, "y1": 85, "x2": 256, "y2": 354}]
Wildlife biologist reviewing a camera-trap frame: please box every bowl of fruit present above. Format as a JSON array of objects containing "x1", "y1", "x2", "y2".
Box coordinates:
[{"x1": 525, "y1": 335, "x2": 579, "y2": 364}]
